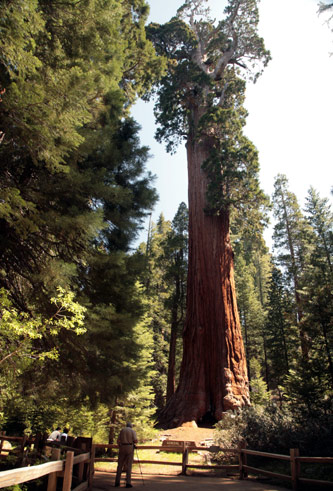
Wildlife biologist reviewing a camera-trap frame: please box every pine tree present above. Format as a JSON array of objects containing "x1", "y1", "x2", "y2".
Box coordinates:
[
  {"x1": 0, "y1": 0, "x2": 166, "y2": 424},
  {"x1": 0, "y1": 0, "x2": 164, "y2": 309},
  {"x1": 264, "y1": 267, "x2": 296, "y2": 391},
  {"x1": 138, "y1": 214, "x2": 173, "y2": 411},
  {"x1": 235, "y1": 256, "x2": 266, "y2": 384},
  {"x1": 163, "y1": 203, "x2": 188, "y2": 401},
  {"x1": 301, "y1": 187, "x2": 333, "y2": 388},
  {"x1": 272, "y1": 174, "x2": 311, "y2": 358}
]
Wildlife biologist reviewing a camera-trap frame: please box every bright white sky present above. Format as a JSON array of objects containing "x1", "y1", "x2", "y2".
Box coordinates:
[{"x1": 132, "y1": 0, "x2": 333, "y2": 246}]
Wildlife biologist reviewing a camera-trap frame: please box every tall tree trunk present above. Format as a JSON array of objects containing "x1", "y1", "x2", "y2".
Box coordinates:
[
  {"x1": 321, "y1": 321, "x2": 333, "y2": 388},
  {"x1": 166, "y1": 275, "x2": 180, "y2": 401},
  {"x1": 158, "y1": 107, "x2": 249, "y2": 428},
  {"x1": 280, "y1": 192, "x2": 308, "y2": 358}
]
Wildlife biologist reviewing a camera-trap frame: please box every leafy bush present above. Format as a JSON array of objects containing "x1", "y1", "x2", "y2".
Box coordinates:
[{"x1": 215, "y1": 404, "x2": 333, "y2": 457}]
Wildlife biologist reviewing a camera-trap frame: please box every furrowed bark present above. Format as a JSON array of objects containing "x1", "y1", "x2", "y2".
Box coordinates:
[{"x1": 158, "y1": 105, "x2": 249, "y2": 428}]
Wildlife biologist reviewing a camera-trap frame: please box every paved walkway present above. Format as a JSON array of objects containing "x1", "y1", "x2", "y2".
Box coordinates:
[{"x1": 92, "y1": 471, "x2": 289, "y2": 491}]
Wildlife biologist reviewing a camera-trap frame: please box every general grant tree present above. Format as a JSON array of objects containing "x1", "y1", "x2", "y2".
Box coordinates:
[{"x1": 147, "y1": 0, "x2": 270, "y2": 427}]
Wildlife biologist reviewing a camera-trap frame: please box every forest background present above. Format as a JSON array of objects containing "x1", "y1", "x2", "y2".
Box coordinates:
[{"x1": 0, "y1": 0, "x2": 332, "y2": 465}]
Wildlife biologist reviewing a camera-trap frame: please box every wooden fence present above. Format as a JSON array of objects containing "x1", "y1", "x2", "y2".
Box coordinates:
[
  {"x1": 94, "y1": 442, "x2": 333, "y2": 491},
  {"x1": 0, "y1": 434, "x2": 93, "y2": 490},
  {"x1": 0, "y1": 434, "x2": 332, "y2": 490}
]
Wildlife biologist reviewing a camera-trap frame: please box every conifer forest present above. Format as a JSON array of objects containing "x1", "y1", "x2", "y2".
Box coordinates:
[{"x1": 0, "y1": 0, "x2": 332, "y2": 466}]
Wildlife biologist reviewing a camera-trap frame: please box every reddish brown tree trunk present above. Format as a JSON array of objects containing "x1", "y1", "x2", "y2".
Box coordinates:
[{"x1": 158, "y1": 107, "x2": 249, "y2": 428}]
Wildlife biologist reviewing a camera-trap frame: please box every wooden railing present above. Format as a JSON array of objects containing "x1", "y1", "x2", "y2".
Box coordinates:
[
  {"x1": 94, "y1": 442, "x2": 333, "y2": 490},
  {"x1": 0, "y1": 434, "x2": 93, "y2": 490},
  {"x1": 240, "y1": 447, "x2": 333, "y2": 490},
  {"x1": 0, "y1": 434, "x2": 332, "y2": 490}
]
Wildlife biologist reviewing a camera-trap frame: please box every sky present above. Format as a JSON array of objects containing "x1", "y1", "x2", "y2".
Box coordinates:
[{"x1": 131, "y1": 0, "x2": 333, "y2": 246}]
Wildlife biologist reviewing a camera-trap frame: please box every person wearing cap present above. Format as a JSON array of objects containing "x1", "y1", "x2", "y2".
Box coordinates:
[{"x1": 115, "y1": 422, "x2": 138, "y2": 488}]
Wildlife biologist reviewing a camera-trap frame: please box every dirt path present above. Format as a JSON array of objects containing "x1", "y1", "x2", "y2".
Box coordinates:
[{"x1": 92, "y1": 471, "x2": 290, "y2": 491}]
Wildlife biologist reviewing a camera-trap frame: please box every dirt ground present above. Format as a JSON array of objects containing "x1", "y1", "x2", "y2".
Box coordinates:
[
  {"x1": 92, "y1": 471, "x2": 290, "y2": 491},
  {"x1": 158, "y1": 425, "x2": 215, "y2": 445},
  {"x1": 93, "y1": 426, "x2": 290, "y2": 490}
]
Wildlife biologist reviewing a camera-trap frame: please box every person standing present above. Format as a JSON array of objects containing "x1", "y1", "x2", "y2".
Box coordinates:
[{"x1": 115, "y1": 422, "x2": 138, "y2": 488}]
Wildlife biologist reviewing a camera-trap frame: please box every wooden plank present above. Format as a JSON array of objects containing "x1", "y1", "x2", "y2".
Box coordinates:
[
  {"x1": 183, "y1": 446, "x2": 237, "y2": 452},
  {"x1": 47, "y1": 447, "x2": 61, "y2": 491},
  {"x1": 73, "y1": 452, "x2": 90, "y2": 465},
  {"x1": 63, "y1": 451, "x2": 74, "y2": 491},
  {"x1": 299, "y1": 477, "x2": 333, "y2": 487},
  {"x1": 0, "y1": 461, "x2": 64, "y2": 487},
  {"x1": 0, "y1": 436, "x2": 23, "y2": 442},
  {"x1": 94, "y1": 457, "x2": 117, "y2": 462},
  {"x1": 0, "y1": 432, "x2": 4, "y2": 453},
  {"x1": 297, "y1": 457, "x2": 333, "y2": 464},
  {"x1": 77, "y1": 444, "x2": 86, "y2": 483},
  {"x1": 88, "y1": 444, "x2": 96, "y2": 490},
  {"x1": 244, "y1": 465, "x2": 292, "y2": 481},
  {"x1": 47, "y1": 471, "x2": 57, "y2": 491},
  {"x1": 186, "y1": 464, "x2": 238, "y2": 470},
  {"x1": 243, "y1": 449, "x2": 290, "y2": 461},
  {"x1": 238, "y1": 440, "x2": 246, "y2": 480},
  {"x1": 133, "y1": 459, "x2": 182, "y2": 466},
  {"x1": 92, "y1": 443, "x2": 236, "y2": 452},
  {"x1": 290, "y1": 448, "x2": 300, "y2": 491},
  {"x1": 182, "y1": 447, "x2": 188, "y2": 475}
]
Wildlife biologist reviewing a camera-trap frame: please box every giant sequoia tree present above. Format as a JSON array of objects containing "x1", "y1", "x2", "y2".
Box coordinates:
[{"x1": 148, "y1": 0, "x2": 270, "y2": 426}]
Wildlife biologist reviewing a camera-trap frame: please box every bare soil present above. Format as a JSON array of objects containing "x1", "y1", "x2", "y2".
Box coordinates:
[{"x1": 158, "y1": 425, "x2": 215, "y2": 445}]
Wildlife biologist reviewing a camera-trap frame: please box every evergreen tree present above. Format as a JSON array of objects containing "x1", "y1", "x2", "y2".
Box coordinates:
[
  {"x1": 304, "y1": 187, "x2": 333, "y2": 282},
  {"x1": 235, "y1": 255, "x2": 265, "y2": 384},
  {"x1": 0, "y1": 0, "x2": 164, "y2": 310},
  {"x1": 272, "y1": 174, "x2": 311, "y2": 358},
  {"x1": 163, "y1": 203, "x2": 188, "y2": 401},
  {"x1": 136, "y1": 205, "x2": 188, "y2": 413},
  {"x1": 148, "y1": 0, "x2": 270, "y2": 427},
  {"x1": 139, "y1": 214, "x2": 173, "y2": 411},
  {"x1": 0, "y1": 0, "x2": 166, "y2": 427},
  {"x1": 264, "y1": 267, "x2": 296, "y2": 391},
  {"x1": 301, "y1": 188, "x2": 333, "y2": 388}
]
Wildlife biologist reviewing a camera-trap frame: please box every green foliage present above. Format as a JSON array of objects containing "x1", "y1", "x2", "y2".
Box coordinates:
[
  {"x1": 200, "y1": 98, "x2": 265, "y2": 215},
  {"x1": 235, "y1": 255, "x2": 266, "y2": 368},
  {"x1": 0, "y1": 287, "x2": 85, "y2": 367},
  {"x1": 215, "y1": 404, "x2": 333, "y2": 456},
  {"x1": 0, "y1": 0, "x2": 165, "y2": 437},
  {"x1": 136, "y1": 204, "x2": 188, "y2": 412},
  {"x1": 272, "y1": 174, "x2": 311, "y2": 291},
  {"x1": 139, "y1": 214, "x2": 173, "y2": 411},
  {"x1": 249, "y1": 358, "x2": 271, "y2": 406},
  {"x1": 147, "y1": 0, "x2": 270, "y2": 221},
  {"x1": 264, "y1": 267, "x2": 297, "y2": 390}
]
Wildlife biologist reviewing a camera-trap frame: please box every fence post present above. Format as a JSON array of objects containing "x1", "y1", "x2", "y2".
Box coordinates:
[
  {"x1": 238, "y1": 440, "x2": 247, "y2": 480},
  {"x1": 181, "y1": 443, "x2": 188, "y2": 476},
  {"x1": 0, "y1": 431, "x2": 5, "y2": 454},
  {"x1": 63, "y1": 450, "x2": 74, "y2": 491},
  {"x1": 20, "y1": 434, "x2": 27, "y2": 453},
  {"x1": 78, "y1": 443, "x2": 86, "y2": 482},
  {"x1": 47, "y1": 448, "x2": 61, "y2": 491},
  {"x1": 290, "y1": 448, "x2": 300, "y2": 491},
  {"x1": 88, "y1": 444, "x2": 96, "y2": 490}
]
